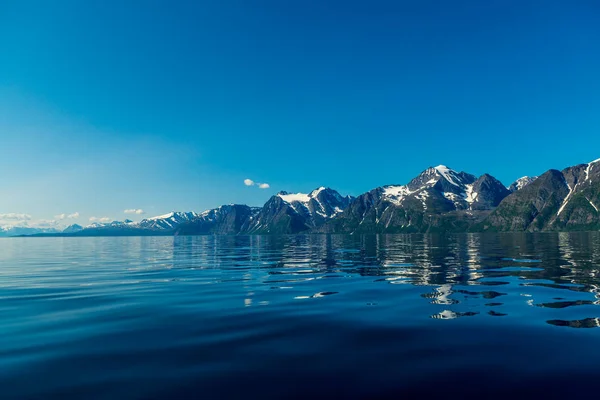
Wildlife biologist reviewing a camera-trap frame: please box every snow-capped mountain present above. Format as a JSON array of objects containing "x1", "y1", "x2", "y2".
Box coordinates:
[
  {"x1": 68, "y1": 213, "x2": 200, "y2": 235},
  {"x1": 136, "y1": 212, "x2": 199, "y2": 230},
  {"x1": 380, "y1": 165, "x2": 509, "y2": 212},
  {"x1": 508, "y1": 176, "x2": 538, "y2": 192},
  {"x1": 85, "y1": 219, "x2": 134, "y2": 229},
  {"x1": 278, "y1": 187, "x2": 353, "y2": 219},
  {"x1": 319, "y1": 165, "x2": 510, "y2": 234},
  {"x1": 384, "y1": 166, "x2": 470, "y2": 211},
  {"x1": 245, "y1": 187, "x2": 354, "y2": 234}
]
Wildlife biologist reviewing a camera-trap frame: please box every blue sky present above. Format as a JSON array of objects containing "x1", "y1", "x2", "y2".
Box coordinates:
[{"x1": 1, "y1": 0, "x2": 600, "y2": 228}]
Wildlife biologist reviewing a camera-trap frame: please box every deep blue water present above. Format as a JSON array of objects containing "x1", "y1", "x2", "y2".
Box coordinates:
[{"x1": 2, "y1": 233, "x2": 600, "y2": 399}]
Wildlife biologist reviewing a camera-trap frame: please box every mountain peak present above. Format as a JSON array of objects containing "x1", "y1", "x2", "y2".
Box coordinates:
[
  {"x1": 508, "y1": 176, "x2": 538, "y2": 192},
  {"x1": 406, "y1": 165, "x2": 476, "y2": 193},
  {"x1": 433, "y1": 165, "x2": 464, "y2": 187},
  {"x1": 309, "y1": 186, "x2": 328, "y2": 197},
  {"x1": 62, "y1": 224, "x2": 83, "y2": 234}
]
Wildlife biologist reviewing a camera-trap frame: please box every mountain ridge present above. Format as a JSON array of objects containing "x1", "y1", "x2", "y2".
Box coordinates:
[{"x1": 10, "y1": 158, "x2": 600, "y2": 237}]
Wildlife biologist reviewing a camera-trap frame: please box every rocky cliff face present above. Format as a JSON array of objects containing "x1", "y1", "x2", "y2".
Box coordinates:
[
  {"x1": 176, "y1": 205, "x2": 261, "y2": 235},
  {"x1": 469, "y1": 174, "x2": 511, "y2": 211}
]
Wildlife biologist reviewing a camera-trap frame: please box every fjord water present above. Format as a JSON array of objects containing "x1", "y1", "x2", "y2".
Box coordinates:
[{"x1": 2, "y1": 234, "x2": 600, "y2": 399}]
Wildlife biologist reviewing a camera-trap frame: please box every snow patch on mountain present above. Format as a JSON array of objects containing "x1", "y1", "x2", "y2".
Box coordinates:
[
  {"x1": 383, "y1": 185, "x2": 413, "y2": 205},
  {"x1": 556, "y1": 160, "x2": 600, "y2": 217},
  {"x1": 509, "y1": 176, "x2": 538, "y2": 192},
  {"x1": 309, "y1": 187, "x2": 327, "y2": 197},
  {"x1": 275, "y1": 188, "x2": 351, "y2": 219},
  {"x1": 278, "y1": 192, "x2": 312, "y2": 203},
  {"x1": 415, "y1": 191, "x2": 429, "y2": 210},
  {"x1": 434, "y1": 165, "x2": 461, "y2": 186},
  {"x1": 464, "y1": 184, "x2": 478, "y2": 204}
]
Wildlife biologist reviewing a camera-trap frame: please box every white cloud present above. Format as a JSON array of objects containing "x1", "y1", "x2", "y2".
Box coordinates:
[
  {"x1": 36, "y1": 219, "x2": 60, "y2": 228},
  {"x1": 0, "y1": 213, "x2": 32, "y2": 221},
  {"x1": 0, "y1": 214, "x2": 62, "y2": 230},
  {"x1": 55, "y1": 212, "x2": 80, "y2": 220},
  {"x1": 245, "y1": 179, "x2": 270, "y2": 189},
  {"x1": 89, "y1": 217, "x2": 111, "y2": 223},
  {"x1": 124, "y1": 209, "x2": 145, "y2": 215}
]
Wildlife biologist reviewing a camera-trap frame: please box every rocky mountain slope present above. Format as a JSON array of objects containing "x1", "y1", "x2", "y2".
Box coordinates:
[
  {"x1": 243, "y1": 187, "x2": 354, "y2": 234},
  {"x1": 478, "y1": 159, "x2": 600, "y2": 232},
  {"x1": 176, "y1": 205, "x2": 260, "y2": 235}
]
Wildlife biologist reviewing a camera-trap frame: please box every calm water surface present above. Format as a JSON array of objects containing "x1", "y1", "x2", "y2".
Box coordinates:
[{"x1": 2, "y1": 233, "x2": 600, "y2": 398}]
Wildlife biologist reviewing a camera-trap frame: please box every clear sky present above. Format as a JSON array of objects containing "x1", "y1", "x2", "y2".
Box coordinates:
[{"x1": 1, "y1": 0, "x2": 599, "y2": 228}]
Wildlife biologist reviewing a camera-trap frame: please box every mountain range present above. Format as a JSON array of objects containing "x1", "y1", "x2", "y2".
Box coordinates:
[{"x1": 8, "y1": 158, "x2": 600, "y2": 237}]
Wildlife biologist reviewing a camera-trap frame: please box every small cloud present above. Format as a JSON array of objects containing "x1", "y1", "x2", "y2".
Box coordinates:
[
  {"x1": 0, "y1": 214, "x2": 62, "y2": 230},
  {"x1": 89, "y1": 217, "x2": 111, "y2": 223},
  {"x1": 55, "y1": 212, "x2": 79, "y2": 220},
  {"x1": 124, "y1": 209, "x2": 145, "y2": 215},
  {"x1": 245, "y1": 179, "x2": 270, "y2": 189},
  {"x1": 0, "y1": 213, "x2": 32, "y2": 221}
]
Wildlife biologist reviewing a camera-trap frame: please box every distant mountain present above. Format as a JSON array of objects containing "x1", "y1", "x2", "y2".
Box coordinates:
[
  {"x1": 244, "y1": 187, "x2": 354, "y2": 234},
  {"x1": 0, "y1": 226, "x2": 61, "y2": 237},
  {"x1": 319, "y1": 166, "x2": 510, "y2": 233},
  {"x1": 85, "y1": 219, "x2": 134, "y2": 229},
  {"x1": 508, "y1": 176, "x2": 538, "y2": 192},
  {"x1": 176, "y1": 205, "x2": 260, "y2": 235},
  {"x1": 137, "y1": 212, "x2": 199, "y2": 230},
  {"x1": 71, "y1": 213, "x2": 198, "y2": 236},
  {"x1": 478, "y1": 159, "x2": 600, "y2": 232},
  {"x1": 62, "y1": 224, "x2": 83, "y2": 233}
]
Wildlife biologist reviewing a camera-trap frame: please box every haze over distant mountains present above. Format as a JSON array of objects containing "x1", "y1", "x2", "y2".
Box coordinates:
[{"x1": 4, "y1": 158, "x2": 600, "y2": 237}]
